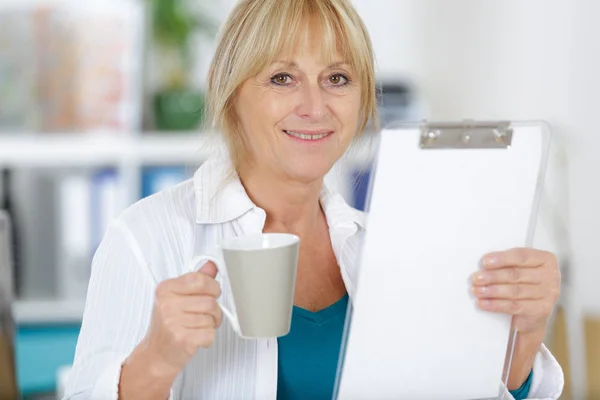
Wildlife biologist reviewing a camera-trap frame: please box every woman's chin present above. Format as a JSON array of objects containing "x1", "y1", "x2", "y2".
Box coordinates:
[{"x1": 281, "y1": 159, "x2": 335, "y2": 183}]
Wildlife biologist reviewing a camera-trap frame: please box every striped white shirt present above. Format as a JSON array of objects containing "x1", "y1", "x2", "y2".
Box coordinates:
[{"x1": 64, "y1": 153, "x2": 563, "y2": 400}]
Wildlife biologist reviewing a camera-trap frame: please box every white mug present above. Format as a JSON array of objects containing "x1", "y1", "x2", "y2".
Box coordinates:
[{"x1": 189, "y1": 233, "x2": 300, "y2": 338}]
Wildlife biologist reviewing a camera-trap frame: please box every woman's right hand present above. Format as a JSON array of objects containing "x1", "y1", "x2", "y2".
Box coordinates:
[
  {"x1": 119, "y1": 262, "x2": 222, "y2": 399},
  {"x1": 143, "y1": 261, "x2": 223, "y2": 375}
]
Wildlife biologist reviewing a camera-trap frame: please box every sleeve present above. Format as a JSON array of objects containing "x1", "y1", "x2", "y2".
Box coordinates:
[
  {"x1": 62, "y1": 219, "x2": 163, "y2": 400},
  {"x1": 499, "y1": 344, "x2": 564, "y2": 400},
  {"x1": 509, "y1": 370, "x2": 532, "y2": 400}
]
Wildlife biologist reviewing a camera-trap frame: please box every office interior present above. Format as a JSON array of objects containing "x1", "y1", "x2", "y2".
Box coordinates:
[{"x1": 0, "y1": 0, "x2": 598, "y2": 399}]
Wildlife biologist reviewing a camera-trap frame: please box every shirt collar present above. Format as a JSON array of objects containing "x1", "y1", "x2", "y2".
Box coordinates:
[
  {"x1": 193, "y1": 151, "x2": 365, "y2": 231},
  {"x1": 193, "y1": 151, "x2": 255, "y2": 224}
]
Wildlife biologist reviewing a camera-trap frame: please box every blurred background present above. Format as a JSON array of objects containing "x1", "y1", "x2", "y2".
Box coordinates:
[{"x1": 0, "y1": 0, "x2": 598, "y2": 399}]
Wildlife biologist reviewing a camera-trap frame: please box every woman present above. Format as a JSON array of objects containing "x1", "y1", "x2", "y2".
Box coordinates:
[{"x1": 64, "y1": 0, "x2": 563, "y2": 399}]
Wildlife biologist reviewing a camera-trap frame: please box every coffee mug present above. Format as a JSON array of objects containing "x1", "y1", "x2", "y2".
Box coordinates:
[{"x1": 190, "y1": 233, "x2": 300, "y2": 339}]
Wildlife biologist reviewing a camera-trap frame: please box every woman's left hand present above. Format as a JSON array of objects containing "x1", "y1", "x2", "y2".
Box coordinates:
[{"x1": 472, "y1": 247, "x2": 561, "y2": 335}]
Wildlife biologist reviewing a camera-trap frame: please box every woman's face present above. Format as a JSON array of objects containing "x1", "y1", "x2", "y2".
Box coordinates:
[{"x1": 234, "y1": 22, "x2": 361, "y2": 183}]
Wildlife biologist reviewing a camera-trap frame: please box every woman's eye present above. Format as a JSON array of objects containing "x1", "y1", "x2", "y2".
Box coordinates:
[
  {"x1": 328, "y1": 73, "x2": 349, "y2": 86},
  {"x1": 271, "y1": 73, "x2": 293, "y2": 85}
]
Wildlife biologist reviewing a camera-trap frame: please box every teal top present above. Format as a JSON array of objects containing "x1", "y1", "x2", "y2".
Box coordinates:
[
  {"x1": 277, "y1": 294, "x2": 349, "y2": 400},
  {"x1": 276, "y1": 294, "x2": 532, "y2": 400},
  {"x1": 511, "y1": 370, "x2": 533, "y2": 400}
]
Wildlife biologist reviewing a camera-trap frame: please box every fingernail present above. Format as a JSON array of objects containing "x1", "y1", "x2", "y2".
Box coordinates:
[
  {"x1": 478, "y1": 299, "x2": 492, "y2": 308},
  {"x1": 474, "y1": 286, "x2": 489, "y2": 296},
  {"x1": 472, "y1": 273, "x2": 487, "y2": 284},
  {"x1": 484, "y1": 256, "x2": 499, "y2": 267}
]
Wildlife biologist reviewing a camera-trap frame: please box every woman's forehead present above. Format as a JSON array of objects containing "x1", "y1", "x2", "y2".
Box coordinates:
[{"x1": 272, "y1": 17, "x2": 349, "y2": 68}]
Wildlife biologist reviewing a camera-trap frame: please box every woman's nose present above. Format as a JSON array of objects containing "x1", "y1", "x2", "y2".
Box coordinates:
[{"x1": 296, "y1": 83, "x2": 328, "y2": 121}]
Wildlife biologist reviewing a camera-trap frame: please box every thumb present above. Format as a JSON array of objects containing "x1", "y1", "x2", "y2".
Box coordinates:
[{"x1": 198, "y1": 261, "x2": 218, "y2": 279}]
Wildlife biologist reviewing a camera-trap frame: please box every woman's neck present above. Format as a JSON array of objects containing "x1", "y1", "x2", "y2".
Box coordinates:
[{"x1": 238, "y1": 163, "x2": 324, "y2": 234}]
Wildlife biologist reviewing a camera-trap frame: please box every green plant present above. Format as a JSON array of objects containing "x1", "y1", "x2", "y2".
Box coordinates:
[{"x1": 149, "y1": 0, "x2": 217, "y2": 89}]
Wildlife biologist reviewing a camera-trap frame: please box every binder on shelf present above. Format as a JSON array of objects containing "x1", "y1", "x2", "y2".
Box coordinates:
[
  {"x1": 56, "y1": 174, "x2": 92, "y2": 301},
  {"x1": 0, "y1": 211, "x2": 14, "y2": 302},
  {"x1": 334, "y1": 120, "x2": 551, "y2": 400},
  {"x1": 0, "y1": 266, "x2": 18, "y2": 400},
  {"x1": 350, "y1": 168, "x2": 372, "y2": 211},
  {"x1": 141, "y1": 166, "x2": 189, "y2": 198},
  {"x1": 91, "y1": 169, "x2": 120, "y2": 254}
]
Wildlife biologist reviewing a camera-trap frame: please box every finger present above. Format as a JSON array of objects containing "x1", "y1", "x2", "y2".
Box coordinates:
[
  {"x1": 188, "y1": 296, "x2": 222, "y2": 327},
  {"x1": 163, "y1": 297, "x2": 222, "y2": 328},
  {"x1": 190, "y1": 329, "x2": 216, "y2": 349},
  {"x1": 177, "y1": 295, "x2": 223, "y2": 328},
  {"x1": 477, "y1": 298, "x2": 554, "y2": 316},
  {"x1": 482, "y1": 248, "x2": 550, "y2": 269},
  {"x1": 181, "y1": 313, "x2": 216, "y2": 329},
  {"x1": 472, "y1": 284, "x2": 545, "y2": 300},
  {"x1": 213, "y1": 304, "x2": 223, "y2": 328},
  {"x1": 199, "y1": 261, "x2": 218, "y2": 279},
  {"x1": 472, "y1": 267, "x2": 542, "y2": 286},
  {"x1": 164, "y1": 272, "x2": 221, "y2": 297},
  {"x1": 178, "y1": 295, "x2": 223, "y2": 313}
]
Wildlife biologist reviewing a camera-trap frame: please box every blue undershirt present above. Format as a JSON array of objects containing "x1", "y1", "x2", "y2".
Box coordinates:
[{"x1": 276, "y1": 294, "x2": 532, "y2": 400}]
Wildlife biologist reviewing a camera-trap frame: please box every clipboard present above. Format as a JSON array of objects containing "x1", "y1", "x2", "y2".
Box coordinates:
[{"x1": 334, "y1": 121, "x2": 551, "y2": 400}]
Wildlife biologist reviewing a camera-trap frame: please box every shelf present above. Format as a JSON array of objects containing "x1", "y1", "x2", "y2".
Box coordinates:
[
  {"x1": 0, "y1": 132, "x2": 214, "y2": 168},
  {"x1": 0, "y1": 131, "x2": 376, "y2": 169},
  {"x1": 13, "y1": 299, "x2": 85, "y2": 324}
]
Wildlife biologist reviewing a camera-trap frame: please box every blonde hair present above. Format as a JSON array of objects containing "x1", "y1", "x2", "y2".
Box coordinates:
[{"x1": 206, "y1": 0, "x2": 378, "y2": 170}]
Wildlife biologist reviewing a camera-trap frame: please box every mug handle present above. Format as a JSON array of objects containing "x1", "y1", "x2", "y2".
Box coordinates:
[{"x1": 189, "y1": 255, "x2": 241, "y2": 335}]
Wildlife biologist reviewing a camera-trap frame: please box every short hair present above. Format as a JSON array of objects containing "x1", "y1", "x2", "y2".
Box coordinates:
[{"x1": 206, "y1": 0, "x2": 378, "y2": 170}]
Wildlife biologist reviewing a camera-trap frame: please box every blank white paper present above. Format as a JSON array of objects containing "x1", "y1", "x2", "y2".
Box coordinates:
[{"x1": 336, "y1": 125, "x2": 546, "y2": 400}]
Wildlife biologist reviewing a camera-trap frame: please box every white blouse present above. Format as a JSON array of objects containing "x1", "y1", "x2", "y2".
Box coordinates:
[{"x1": 63, "y1": 153, "x2": 564, "y2": 400}]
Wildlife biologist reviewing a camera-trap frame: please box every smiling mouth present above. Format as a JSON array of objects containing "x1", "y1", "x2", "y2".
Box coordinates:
[{"x1": 283, "y1": 130, "x2": 333, "y2": 141}]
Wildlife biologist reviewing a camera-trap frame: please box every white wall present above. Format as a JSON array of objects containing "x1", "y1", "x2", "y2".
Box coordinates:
[{"x1": 566, "y1": 1, "x2": 600, "y2": 315}]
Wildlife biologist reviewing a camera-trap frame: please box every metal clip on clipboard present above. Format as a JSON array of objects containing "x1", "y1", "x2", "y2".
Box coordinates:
[
  {"x1": 420, "y1": 121, "x2": 513, "y2": 149},
  {"x1": 334, "y1": 120, "x2": 551, "y2": 400}
]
